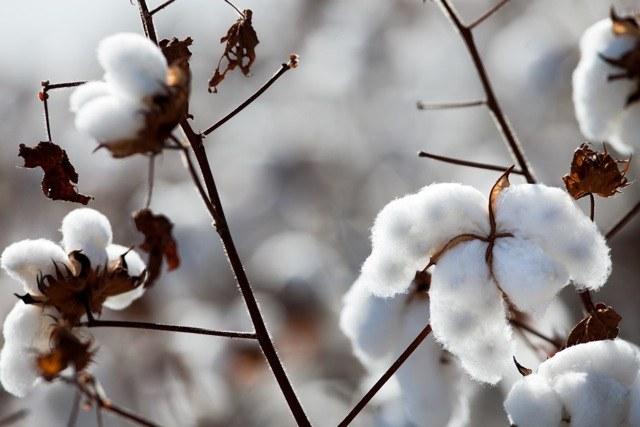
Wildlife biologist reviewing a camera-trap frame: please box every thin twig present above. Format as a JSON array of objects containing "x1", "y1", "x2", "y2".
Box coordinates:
[
  {"x1": 144, "y1": 155, "x2": 156, "y2": 209},
  {"x1": 338, "y1": 324, "x2": 432, "y2": 427},
  {"x1": 606, "y1": 199, "x2": 640, "y2": 240},
  {"x1": 508, "y1": 318, "x2": 563, "y2": 349},
  {"x1": 418, "y1": 151, "x2": 524, "y2": 174},
  {"x1": 39, "y1": 80, "x2": 86, "y2": 142},
  {"x1": 435, "y1": 0, "x2": 536, "y2": 183},
  {"x1": 0, "y1": 409, "x2": 28, "y2": 427},
  {"x1": 202, "y1": 61, "x2": 295, "y2": 137},
  {"x1": 83, "y1": 318, "x2": 257, "y2": 339},
  {"x1": 67, "y1": 389, "x2": 81, "y2": 427},
  {"x1": 468, "y1": 0, "x2": 511, "y2": 29},
  {"x1": 416, "y1": 99, "x2": 486, "y2": 110},
  {"x1": 150, "y1": 0, "x2": 176, "y2": 14}
]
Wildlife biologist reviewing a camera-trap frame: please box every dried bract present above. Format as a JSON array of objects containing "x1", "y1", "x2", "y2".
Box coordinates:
[
  {"x1": 37, "y1": 326, "x2": 94, "y2": 381},
  {"x1": 566, "y1": 303, "x2": 622, "y2": 348},
  {"x1": 563, "y1": 143, "x2": 630, "y2": 199},
  {"x1": 133, "y1": 209, "x2": 180, "y2": 288}
]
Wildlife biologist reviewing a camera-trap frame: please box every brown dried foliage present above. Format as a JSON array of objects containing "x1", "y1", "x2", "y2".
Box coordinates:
[
  {"x1": 563, "y1": 144, "x2": 630, "y2": 199},
  {"x1": 208, "y1": 9, "x2": 259, "y2": 93},
  {"x1": 566, "y1": 303, "x2": 622, "y2": 348},
  {"x1": 37, "y1": 326, "x2": 94, "y2": 381},
  {"x1": 133, "y1": 209, "x2": 180, "y2": 288},
  {"x1": 18, "y1": 141, "x2": 92, "y2": 205}
]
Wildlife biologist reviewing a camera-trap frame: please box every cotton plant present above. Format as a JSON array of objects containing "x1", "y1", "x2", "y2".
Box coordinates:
[
  {"x1": 0, "y1": 208, "x2": 147, "y2": 397},
  {"x1": 70, "y1": 33, "x2": 190, "y2": 158},
  {"x1": 355, "y1": 170, "x2": 610, "y2": 384},
  {"x1": 340, "y1": 276, "x2": 472, "y2": 426},
  {"x1": 504, "y1": 339, "x2": 640, "y2": 427},
  {"x1": 573, "y1": 9, "x2": 640, "y2": 155}
]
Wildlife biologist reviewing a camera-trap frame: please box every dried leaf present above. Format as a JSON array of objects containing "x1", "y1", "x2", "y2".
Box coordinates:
[
  {"x1": 566, "y1": 303, "x2": 622, "y2": 348},
  {"x1": 488, "y1": 166, "x2": 514, "y2": 234},
  {"x1": 18, "y1": 142, "x2": 92, "y2": 205},
  {"x1": 513, "y1": 356, "x2": 532, "y2": 376},
  {"x1": 208, "y1": 9, "x2": 259, "y2": 93},
  {"x1": 159, "y1": 37, "x2": 193, "y2": 70},
  {"x1": 37, "y1": 326, "x2": 94, "y2": 381},
  {"x1": 563, "y1": 144, "x2": 630, "y2": 199},
  {"x1": 611, "y1": 7, "x2": 640, "y2": 37},
  {"x1": 133, "y1": 209, "x2": 180, "y2": 287}
]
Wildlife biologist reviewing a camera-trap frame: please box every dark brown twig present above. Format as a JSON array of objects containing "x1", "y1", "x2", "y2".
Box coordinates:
[
  {"x1": 588, "y1": 193, "x2": 595, "y2": 222},
  {"x1": 468, "y1": 0, "x2": 511, "y2": 29},
  {"x1": 144, "y1": 155, "x2": 156, "y2": 209},
  {"x1": 150, "y1": 0, "x2": 176, "y2": 14},
  {"x1": 435, "y1": 0, "x2": 536, "y2": 184},
  {"x1": 508, "y1": 318, "x2": 563, "y2": 349},
  {"x1": 419, "y1": 150, "x2": 524, "y2": 174},
  {"x1": 338, "y1": 324, "x2": 432, "y2": 427},
  {"x1": 606, "y1": 199, "x2": 640, "y2": 240},
  {"x1": 83, "y1": 318, "x2": 257, "y2": 339},
  {"x1": 39, "y1": 80, "x2": 86, "y2": 142},
  {"x1": 416, "y1": 99, "x2": 486, "y2": 110}
]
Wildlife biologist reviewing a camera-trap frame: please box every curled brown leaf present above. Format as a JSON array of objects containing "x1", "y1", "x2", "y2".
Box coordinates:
[
  {"x1": 37, "y1": 326, "x2": 94, "y2": 381},
  {"x1": 563, "y1": 143, "x2": 630, "y2": 199},
  {"x1": 566, "y1": 303, "x2": 622, "y2": 348},
  {"x1": 133, "y1": 209, "x2": 180, "y2": 288}
]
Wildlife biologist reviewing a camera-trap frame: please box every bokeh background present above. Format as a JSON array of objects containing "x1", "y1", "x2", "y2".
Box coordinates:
[{"x1": 1, "y1": 0, "x2": 639, "y2": 425}]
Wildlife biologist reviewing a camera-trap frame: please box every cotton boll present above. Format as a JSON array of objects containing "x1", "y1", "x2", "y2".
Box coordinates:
[
  {"x1": 628, "y1": 374, "x2": 640, "y2": 426},
  {"x1": 553, "y1": 371, "x2": 629, "y2": 427},
  {"x1": 97, "y1": 33, "x2": 168, "y2": 100},
  {"x1": 610, "y1": 102, "x2": 640, "y2": 156},
  {"x1": 339, "y1": 277, "x2": 405, "y2": 364},
  {"x1": 495, "y1": 184, "x2": 611, "y2": 290},
  {"x1": 572, "y1": 19, "x2": 637, "y2": 145},
  {"x1": 538, "y1": 339, "x2": 640, "y2": 388},
  {"x1": 1, "y1": 239, "x2": 68, "y2": 295},
  {"x1": 0, "y1": 344, "x2": 40, "y2": 397},
  {"x1": 504, "y1": 375, "x2": 563, "y2": 427},
  {"x1": 102, "y1": 244, "x2": 146, "y2": 311},
  {"x1": 61, "y1": 208, "x2": 112, "y2": 267},
  {"x1": 69, "y1": 81, "x2": 111, "y2": 112},
  {"x1": 360, "y1": 245, "x2": 422, "y2": 297},
  {"x1": 74, "y1": 95, "x2": 144, "y2": 143},
  {"x1": 493, "y1": 237, "x2": 569, "y2": 312},
  {"x1": 2, "y1": 302, "x2": 48, "y2": 348},
  {"x1": 430, "y1": 240, "x2": 514, "y2": 383}
]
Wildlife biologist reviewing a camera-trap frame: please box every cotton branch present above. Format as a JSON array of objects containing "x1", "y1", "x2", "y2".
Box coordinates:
[
  {"x1": 150, "y1": 0, "x2": 244, "y2": 17},
  {"x1": 433, "y1": 0, "x2": 536, "y2": 183},
  {"x1": 416, "y1": 99, "x2": 486, "y2": 110},
  {"x1": 467, "y1": 0, "x2": 511, "y2": 29},
  {"x1": 39, "y1": 80, "x2": 86, "y2": 142},
  {"x1": 82, "y1": 318, "x2": 257, "y2": 339},
  {"x1": 606, "y1": 199, "x2": 640, "y2": 240},
  {"x1": 418, "y1": 150, "x2": 524, "y2": 174},
  {"x1": 338, "y1": 324, "x2": 432, "y2": 427}
]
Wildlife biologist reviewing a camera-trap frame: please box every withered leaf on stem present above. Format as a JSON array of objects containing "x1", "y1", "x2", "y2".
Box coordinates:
[
  {"x1": 18, "y1": 141, "x2": 92, "y2": 205},
  {"x1": 160, "y1": 37, "x2": 193, "y2": 69},
  {"x1": 566, "y1": 303, "x2": 622, "y2": 348},
  {"x1": 488, "y1": 166, "x2": 514, "y2": 234},
  {"x1": 133, "y1": 209, "x2": 180, "y2": 288},
  {"x1": 208, "y1": 9, "x2": 259, "y2": 93},
  {"x1": 37, "y1": 326, "x2": 94, "y2": 381},
  {"x1": 563, "y1": 144, "x2": 630, "y2": 199}
]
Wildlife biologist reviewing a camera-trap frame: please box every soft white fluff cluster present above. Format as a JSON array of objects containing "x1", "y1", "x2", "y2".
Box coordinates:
[
  {"x1": 504, "y1": 339, "x2": 640, "y2": 427},
  {"x1": 70, "y1": 33, "x2": 169, "y2": 143},
  {"x1": 340, "y1": 278, "x2": 471, "y2": 426},
  {"x1": 359, "y1": 183, "x2": 610, "y2": 383},
  {"x1": 0, "y1": 208, "x2": 146, "y2": 396},
  {"x1": 573, "y1": 18, "x2": 640, "y2": 154}
]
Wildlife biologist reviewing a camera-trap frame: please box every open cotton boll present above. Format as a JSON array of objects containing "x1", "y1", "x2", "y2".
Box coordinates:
[
  {"x1": 61, "y1": 208, "x2": 112, "y2": 267},
  {"x1": 553, "y1": 371, "x2": 629, "y2": 427},
  {"x1": 339, "y1": 277, "x2": 406, "y2": 364},
  {"x1": 98, "y1": 33, "x2": 168, "y2": 100},
  {"x1": 493, "y1": 237, "x2": 569, "y2": 312},
  {"x1": 69, "y1": 81, "x2": 112, "y2": 113},
  {"x1": 0, "y1": 344, "x2": 41, "y2": 398},
  {"x1": 572, "y1": 19, "x2": 637, "y2": 147},
  {"x1": 74, "y1": 95, "x2": 144, "y2": 143},
  {"x1": 610, "y1": 102, "x2": 640, "y2": 156},
  {"x1": 503, "y1": 374, "x2": 563, "y2": 427},
  {"x1": 430, "y1": 240, "x2": 514, "y2": 384},
  {"x1": 2, "y1": 302, "x2": 49, "y2": 348},
  {"x1": 1, "y1": 239, "x2": 68, "y2": 295},
  {"x1": 360, "y1": 245, "x2": 423, "y2": 297},
  {"x1": 495, "y1": 184, "x2": 611, "y2": 290},
  {"x1": 102, "y1": 244, "x2": 146, "y2": 311}
]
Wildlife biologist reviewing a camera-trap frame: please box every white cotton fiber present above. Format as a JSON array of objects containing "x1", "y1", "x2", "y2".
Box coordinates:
[
  {"x1": 572, "y1": 19, "x2": 637, "y2": 148},
  {"x1": 74, "y1": 95, "x2": 144, "y2": 143},
  {"x1": 2, "y1": 302, "x2": 47, "y2": 347},
  {"x1": 493, "y1": 236, "x2": 569, "y2": 312},
  {"x1": 430, "y1": 240, "x2": 514, "y2": 383},
  {"x1": 61, "y1": 208, "x2": 113, "y2": 267},
  {"x1": 611, "y1": 101, "x2": 640, "y2": 155},
  {"x1": 495, "y1": 184, "x2": 611, "y2": 290},
  {"x1": 504, "y1": 374, "x2": 563, "y2": 427},
  {"x1": 102, "y1": 244, "x2": 146, "y2": 311},
  {"x1": 98, "y1": 33, "x2": 168, "y2": 100},
  {"x1": 69, "y1": 81, "x2": 111, "y2": 113},
  {"x1": 628, "y1": 374, "x2": 640, "y2": 426},
  {"x1": 1, "y1": 239, "x2": 69, "y2": 295},
  {"x1": 553, "y1": 371, "x2": 628, "y2": 427},
  {"x1": 0, "y1": 344, "x2": 40, "y2": 398}
]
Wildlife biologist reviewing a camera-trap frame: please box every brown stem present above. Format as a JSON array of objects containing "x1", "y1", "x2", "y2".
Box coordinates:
[
  {"x1": 606, "y1": 199, "x2": 640, "y2": 240},
  {"x1": 579, "y1": 289, "x2": 596, "y2": 314},
  {"x1": 416, "y1": 99, "x2": 486, "y2": 110},
  {"x1": 67, "y1": 389, "x2": 81, "y2": 427},
  {"x1": 83, "y1": 318, "x2": 257, "y2": 339},
  {"x1": 150, "y1": 0, "x2": 176, "y2": 14},
  {"x1": 435, "y1": 0, "x2": 536, "y2": 184},
  {"x1": 418, "y1": 150, "x2": 524, "y2": 174},
  {"x1": 588, "y1": 192, "x2": 595, "y2": 221},
  {"x1": 144, "y1": 155, "x2": 156, "y2": 209},
  {"x1": 202, "y1": 60, "x2": 295, "y2": 136},
  {"x1": 468, "y1": 0, "x2": 511, "y2": 29},
  {"x1": 0, "y1": 409, "x2": 28, "y2": 427},
  {"x1": 39, "y1": 80, "x2": 86, "y2": 142},
  {"x1": 508, "y1": 318, "x2": 563, "y2": 349},
  {"x1": 338, "y1": 324, "x2": 432, "y2": 427},
  {"x1": 137, "y1": 0, "x2": 158, "y2": 44}
]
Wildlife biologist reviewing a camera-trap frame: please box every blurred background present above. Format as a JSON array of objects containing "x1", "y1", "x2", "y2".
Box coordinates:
[{"x1": 1, "y1": 0, "x2": 640, "y2": 425}]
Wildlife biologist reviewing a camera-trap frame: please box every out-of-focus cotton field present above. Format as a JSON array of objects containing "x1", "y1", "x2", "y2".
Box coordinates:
[{"x1": 1, "y1": 0, "x2": 640, "y2": 425}]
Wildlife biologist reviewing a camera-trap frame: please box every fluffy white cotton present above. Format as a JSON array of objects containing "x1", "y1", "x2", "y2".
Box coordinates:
[
  {"x1": 74, "y1": 95, "x2": 144, "y2": 143},
  {"x1": 69, "y1": 81, "x2": 112, "y2": 112},
  {"x1": 493, "y1": 237, "x2": 569, "y2": 312},
  {"x1": 611, "y1": 101, "x2": 640, "y2": 154},
  {"x1": 98, "y1": 33, "x2": 168, "y2": 100},
  {"x1": 0, "y1": 345, "x2": 41, "y2": 398},
  {"x1": 503, "y1": 375, "x2": 563, "y2": 427},
  {"x1": 102, "y1": 244, "x2": 146, "y2": 311},
  {"x1": 430, "y1": 240, "x2": 513, "y2": 384},
  {"x1": 573, "y1": 18, "x2": 638, "y2": 153},
  {"x1": 628, "y1": 375, "x2": 640, "y2": 426},
  {"x1": 496, "y1": 184, "x2": 611, "y2": 290},
  {"x1": 2, "y1": 302, "x2": 48, "y2": 348},
  {"x1": 61, "y1": 208, "x2": 113, "y2": 267},
  {"x1": 1, "y1": 239, "x2": 68, "y2": 295}
]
